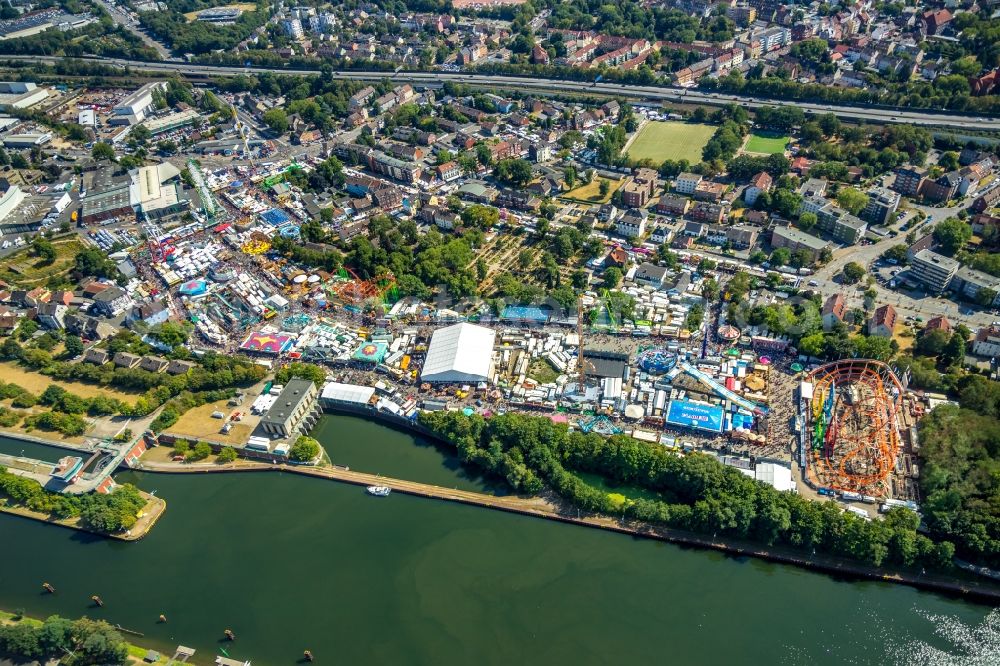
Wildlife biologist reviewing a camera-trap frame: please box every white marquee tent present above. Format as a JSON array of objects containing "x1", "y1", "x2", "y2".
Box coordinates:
[{"x1": 421, "y1": 322, "x2": 496, "y2": 383}]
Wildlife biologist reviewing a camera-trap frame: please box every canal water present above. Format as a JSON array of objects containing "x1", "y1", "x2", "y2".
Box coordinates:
[
  {"x1": 0, "y1": 421, "x2": 996, "y2": 665},
  {"x1": 0, "y1": 435, "x2": 76, "y2": 463}
]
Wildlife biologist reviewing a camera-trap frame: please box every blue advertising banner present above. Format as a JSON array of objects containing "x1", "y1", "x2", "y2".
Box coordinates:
[{"x1": 665, "y1": 400, "x2": 725, "y2": 433}]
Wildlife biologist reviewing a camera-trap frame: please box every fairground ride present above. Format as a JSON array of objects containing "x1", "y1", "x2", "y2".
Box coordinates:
[
  {"x1": 804, "y1": 359, "x2": 903, "y2": 497},
  {"x1": 328, "y1": 267, "x2": 398, "y2": 307}
]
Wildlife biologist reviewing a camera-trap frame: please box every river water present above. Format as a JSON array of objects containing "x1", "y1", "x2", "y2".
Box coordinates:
[{"x1": 0, "y1": 418, "x2": 996, "y2": 665}]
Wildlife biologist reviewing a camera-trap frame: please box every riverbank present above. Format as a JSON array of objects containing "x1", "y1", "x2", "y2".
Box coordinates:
[
  {"x1": 0, "y1": 490, "x2": 166, "y2": 541},
  {"x1": 0, "y1": 609, "x2": 184, "y2": 665},
  {"x1": 134, "y1": 457, "x2": 1000, "y2": 604}
]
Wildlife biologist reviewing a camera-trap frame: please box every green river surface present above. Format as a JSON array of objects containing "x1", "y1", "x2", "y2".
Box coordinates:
[{"x1": 0, "y1": 416, "x2": 997, "y2": 666}]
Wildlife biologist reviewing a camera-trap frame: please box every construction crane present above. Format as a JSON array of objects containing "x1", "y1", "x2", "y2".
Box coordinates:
[{"x1": 230, "y1": 104, "x2": 255, "y2": 168}]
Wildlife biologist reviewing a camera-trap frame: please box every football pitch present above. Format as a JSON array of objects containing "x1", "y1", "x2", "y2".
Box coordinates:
[
  {"x1": 743, "y1": 133, "x2": 789, "y2": 155},
  {"x1": 626, "y1": 121, "x2": 716, "y2": 164}
]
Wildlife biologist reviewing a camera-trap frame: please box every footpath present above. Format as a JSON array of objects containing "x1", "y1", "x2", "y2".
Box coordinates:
[{"x1": 136, "y1": 459, "x2": 1000, "y2": 604}]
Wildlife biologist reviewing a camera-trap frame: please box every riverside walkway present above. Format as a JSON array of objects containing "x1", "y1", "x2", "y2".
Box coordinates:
[{"x1": 135, "y1": 458, "x2": 1000, "y2": 603}]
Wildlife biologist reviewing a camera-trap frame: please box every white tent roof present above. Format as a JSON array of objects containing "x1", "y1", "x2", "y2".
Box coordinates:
[
  {"x1": 755, "y1": 462, "x2": 795, "y2": 492},
  {"x1": 421, "y1": 322, "x2": 495, "y2": 383},
  {"x1": 321, "y1": 382, "x2": 376, "y2": 405}
]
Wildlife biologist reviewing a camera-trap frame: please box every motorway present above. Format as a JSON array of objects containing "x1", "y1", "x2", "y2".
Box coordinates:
[{"x1": 6, "y1": 54, "x2": 1000, "y2": 131}]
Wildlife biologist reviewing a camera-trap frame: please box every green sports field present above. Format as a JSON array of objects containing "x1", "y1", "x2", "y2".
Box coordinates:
[
  {"x1": 743, "y1": 133, "x2": 789, "y2": 155},
  {"x1": 626, "y1": 121, "x2": 716, "y2": 164}
]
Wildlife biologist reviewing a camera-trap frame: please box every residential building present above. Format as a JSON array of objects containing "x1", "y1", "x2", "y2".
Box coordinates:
[
  {"x1": 972, "y1": 326, "x2": 1000, "y2": 358},
  {"x1": 687, "y1": 202, "x2": 725, "y2": 223},
  {"x1": 922, "y1": 171, "x2": 961, "y2": 203},
  {"x1": 924, "y1": 316, "x2": 951, "y2": 334},
  {"x1": 260, "y1": 379, "x2": 321, "y2": 439},
  {"x1": 821, "y1": 293, "x2": 847, "y2": 330},
  {"x1": 868, "y1": 304, "x2": 897, "y2": 338},
  {"x1": 83, "y1": 348, "x2": 109, "y2": 365},
  {"x1": 616, "y1": 210, "x2": 647, "y2": 238},
  {"x1": 863, "y1": 187, "x2": 900, "y2": 226},
  {"x1": 113, "y1": 351, "x2": 142, "y2": 369},
  {"x1": 909, "y1": 249, "x2": 959, "y2": 294},
  {"x1": 622, "y1": 168, "x2": 657, "y2": 208},
  {"x1": 816, "y1": 207, "x2": 868, "y2": 245},
  {"x1": 799, "y1": 178, "x2": 832, "y2": 200},
  {"x1": 36, "y1": 302, "x2": 66, "y2": 330},
  {"x1": 634, "y1": 262, "x2": 670, "y2": 288},
  {"x1": 166, "y1": 359, "x2": 196, "y2": 375},
  {"x1": 621, "y1": 179, "x2": 651, "y2": 208},
  {"x1": 605, "y1": 246, "x2": 629, "y2": 269},
  {"x1": 693, "y1": 181, "x2": 727, "y2": 202},
  {"x1": 744, "y1": 171, "x2": 772, "y2": 206},
  {"x1": 951, "y1": 266, "x2": 1000, "y2": 306},
  {"x1": 675, "y1": 172, "x2": 702, "y2": 194},
  {"x1": 894, "y1": 166, "x2": 927, "y2": 197},
  {"x1": 769, "y1": 226, "x2": 829, "y2": 261},
  {"x1": 139, "y1": 356, "x2": 169, "y2": 373},
  {"x1": 972, "y1": 186, "x2": 1000, "y2": 213},
  {"x1": 649, "y1": 225, "x2": 672, "y2": 245},
  {"x1": 656, "y1": 195, "x2": 689, "y2": 216},
  {"x1": 90, "y1": 285, "x2": 133, "y2": 318}
]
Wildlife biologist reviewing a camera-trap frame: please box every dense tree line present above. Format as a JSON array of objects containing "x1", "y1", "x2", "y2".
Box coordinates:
[
  {"x1": 0, "y1": 468, "x2": 146, "y2": 534},
  {"x1": 0, "y1": 615, "x2": 130, "y2": 665},
  {"x1": 140, "y1": 0, "x2": 270, "y2": 55},
  {"x1": 0, "y1": 337, "x2": 265, "y2": 419},
  {"x1": 419, "y1": 411, "x2": 954, "y2": 570},
  {"x1": 0, "y1": 19, "x2": 158, "y2": 61},
  {"x1": 918, "y1": 405, "x2": 1000, "y2": 568},
  {"x1": 703, "y1": 68, "x2": 1000, "y2": 115}
]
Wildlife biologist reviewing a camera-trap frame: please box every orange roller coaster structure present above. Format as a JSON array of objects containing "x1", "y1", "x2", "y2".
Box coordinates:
[
  {"x1": 804, "y1": 359, "x2": 903, "y2": 497},
  {"x1": 328, "y1": 267, "x2": 398, "y2": 306}
]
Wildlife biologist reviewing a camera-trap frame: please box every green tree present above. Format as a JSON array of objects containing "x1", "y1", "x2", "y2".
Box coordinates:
[
  {"x1": 217, "y1": 446, "x2": 238, "y2": 463},
  {"x1": 289, "y1": 435, "x2": 320, "y2": 462},
  {"x1": 798, "y1": 332, "x2": 826, "y2": 358},
  {"x1": 770, "y1": 247, "x2": 792, "y2": 266},
  {"x1": 63, "y1": 335, "x2": 84, "y2": 358},
  {"x1": 882, "y1": 244, "x2": 909, "y2": 264},
  {"x1": 152, "y1": 322, "x2": 189, "y2": 349},
  {"x1": 31, "y1": 237, "x2": 56, "y2": 264},
  {"x1": 842, "y1": 262, "x2": 865, "y2": 284},
  {"x1": 836, "y1": 187, "x2": 869, "y2": 215},
  {"x1": 702, "y1": 277, "x2": 719, "y2": 302},
  {"x1": 274, "y1": 362, "x2": 327, "y2": 387},
  {"x1": 915, "y1": 328, "x2": 951, "y2": 357},
  {"x1": 932, "y1": 218, "x2": 972, "y2": 256},
  {"x1": 974, "y1": 287, "x2": 997, "y2": 308},
  {"x1": 494, "y1": 158, "x2": 533, "y2": 188},
  {"x1": 187, "y1": 441, "x2": 212, "y2": 461},
  {"x1": 941, "y1": 332, "x2": 966, "y2": 366},
  {"x1": 797, "y1": 211, "x2": 817, "y2": 231},
  {"x1": 91, "y1": 142, "x2": 115, "y2": 161},
  {"x1": 599, "y1": 179, "x2": 610, "y2": 198},
  {"x1": 602, "y1": 267, "x2": 623, "y2": 289},
  {"x1": 263, "y1": 108, "x2": 289, "y2": 134}
]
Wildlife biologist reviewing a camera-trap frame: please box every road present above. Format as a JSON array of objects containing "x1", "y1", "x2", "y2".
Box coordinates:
[
  {"x1": 91, "y1": 0, "x2": 174, "y2": 61},
  {"x1": 811, "y1": 199, "x2": 998, "y2": 330},
  {"x1": 5, "y1": 54, "x2": 1000, "y2": 131}
]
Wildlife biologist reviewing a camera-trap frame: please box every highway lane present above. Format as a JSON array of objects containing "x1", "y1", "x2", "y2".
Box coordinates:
[{"x1": 6, "y1": 55, "x2": 1000, "y2": 131}]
